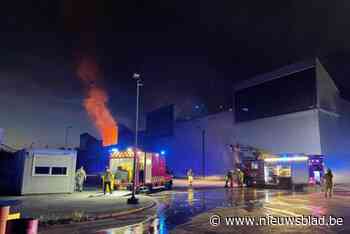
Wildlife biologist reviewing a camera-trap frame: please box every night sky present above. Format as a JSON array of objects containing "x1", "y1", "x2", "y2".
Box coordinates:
[{"x1": 1, "y1": 1, "x2": 350, "y2": 148}]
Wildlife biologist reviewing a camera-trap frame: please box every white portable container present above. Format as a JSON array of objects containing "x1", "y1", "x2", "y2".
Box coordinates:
[{"x1": 18, "y1": 149, "x2": 77, "y2": 195}]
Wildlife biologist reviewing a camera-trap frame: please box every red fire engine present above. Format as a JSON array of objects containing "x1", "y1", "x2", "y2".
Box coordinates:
[{"x1": 109, "y1": 148, "x2": 173, "y2": 192}]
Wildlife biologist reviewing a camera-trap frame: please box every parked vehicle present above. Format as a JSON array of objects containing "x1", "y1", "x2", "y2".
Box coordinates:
[{"x1": 109, "y1": 148, "x2": 173, "y2": 192}]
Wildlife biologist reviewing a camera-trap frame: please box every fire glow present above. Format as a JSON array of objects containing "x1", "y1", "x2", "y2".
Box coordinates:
[{"x1": 76, "y1": 55, "x2": 118, "y2": 146}]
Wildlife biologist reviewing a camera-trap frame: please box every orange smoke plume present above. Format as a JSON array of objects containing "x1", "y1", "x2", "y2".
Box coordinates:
[{"x1": 76, "y1": 56, "x2": 118, "y2": 146}]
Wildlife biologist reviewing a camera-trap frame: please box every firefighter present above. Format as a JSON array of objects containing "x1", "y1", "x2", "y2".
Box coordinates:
[
  {"x1": 139, "y1": 169, "x2": 145, "y2": 186},
  {"x1": 225, "y1": 170, "x2": 234, "y2": 188},
  {"x1": 236, "y1": 168, "x2": 244, "y2": 188},
  {"x1": 324, "y1": 168, "x2": 334, "y2": 198},
  {"x1": 224, "y1": 171, "x2": 230, "y2": 188},
  {"x1": 75, "y1": 166, "x2": 87, "y2": 192},
  {"x1": 239, "y1": 169, "x2": 245, "y2": 187},
  {"x1": 103, "y1": 167, "x2": 113, "y2": 195},
  {"x1": 187, "y1": 168, "x2": 194, "y2": 187}
]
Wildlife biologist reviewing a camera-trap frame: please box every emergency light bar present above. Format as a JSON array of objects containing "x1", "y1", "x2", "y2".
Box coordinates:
[{"x1": 264, "y1": 156, "x2": 308, "y2": 162}]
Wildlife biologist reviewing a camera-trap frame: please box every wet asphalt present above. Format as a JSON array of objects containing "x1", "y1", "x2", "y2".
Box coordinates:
[{"x1": 98, "y1": 187, "x2": 291, "y2": 234}]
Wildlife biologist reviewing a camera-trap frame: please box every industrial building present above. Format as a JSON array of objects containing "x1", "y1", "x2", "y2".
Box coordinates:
[
  {"x1": 166, "y1": 111, "x2": 235, "y2": 178},
  {"x1": 154, "y1": 58, "x2": 350, "y2": 183},
  {"x1": 234, "y1": 58, "x2": 350, "y2": 183}
]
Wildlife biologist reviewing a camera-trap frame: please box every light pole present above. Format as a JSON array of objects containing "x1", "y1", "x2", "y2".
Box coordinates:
[
  {"x1": 202, "y1": 129, "x2": 206, "y2": 179},
  {"x1": 196, "y1": 125, "x2": 206, "y2": 179},
  {"x1": 65, "y1": 126, "x2": 72, "y2": 149},
  {"x1": 128, "y1": 73, "x2": 142, "y2": 204}
]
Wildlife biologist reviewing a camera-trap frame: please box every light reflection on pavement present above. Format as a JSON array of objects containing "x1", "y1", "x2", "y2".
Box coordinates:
[
  {"x1": 97, "y1": 188, "x2": 290, "y2": 234},
  {"x1": 170, "y1": 191, "x2": 350, "y2": 234}
]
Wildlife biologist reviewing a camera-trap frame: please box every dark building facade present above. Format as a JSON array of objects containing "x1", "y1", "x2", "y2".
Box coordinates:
[
  {"x1": 235, "y1": 66, "x2": 316, "y2": 122},
  {"x1": 77, "y1": 124, "x2": 134, "y2": 175}
]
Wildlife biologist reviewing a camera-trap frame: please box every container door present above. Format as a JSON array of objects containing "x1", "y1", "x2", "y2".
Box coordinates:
[{"x1": 291, "y1": 161, "x2": 309, "y2": 184}]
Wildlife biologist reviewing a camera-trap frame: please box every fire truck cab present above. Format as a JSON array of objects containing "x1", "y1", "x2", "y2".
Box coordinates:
[{"x1": 109, "y1": 148, "x2": 173, "y2": 192}]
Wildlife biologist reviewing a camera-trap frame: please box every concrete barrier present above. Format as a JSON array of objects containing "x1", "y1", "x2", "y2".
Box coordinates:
[
  {"x1": 6, "y1": 218, "x2": 38, "y2": 234},
  {"x1": 0, "y1": 206, "x2": 9, "y2": 234}
]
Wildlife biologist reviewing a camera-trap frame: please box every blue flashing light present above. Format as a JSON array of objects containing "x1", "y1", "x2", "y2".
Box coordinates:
[
  {"x1": 110, "y1": 148, "x2": 119, "y2": 153},
  {"x1": 160, "y1": 150, "x2": 166, "y2": 155}
]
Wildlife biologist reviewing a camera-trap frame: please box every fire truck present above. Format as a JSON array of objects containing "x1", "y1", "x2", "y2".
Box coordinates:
[
  {"x1": 233, "y1": 144, "x2": 268, "y2": 187},
  {"x1": 109, "y1": 148, "x2": 173, "y2": 192},
  {"x1": 239, "y1": 149, "x2": 325, "y2": 189}
]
